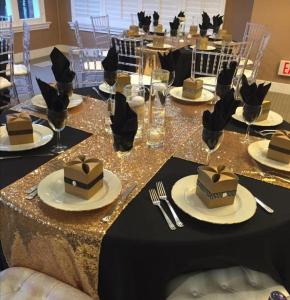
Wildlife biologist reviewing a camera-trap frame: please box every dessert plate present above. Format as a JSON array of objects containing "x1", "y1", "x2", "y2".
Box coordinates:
[
  {"x1": 99, "y1": 74, "x2": 151, "y2": 94},
  {"x1": 248, "y1": 140, "x2": 290, "y2": 172},
  {"x1": 170, "y1": 87, "x2": 214, "y2": 104},
  {"x1": 171, "y1": 175, "x2": 256, "y2": 224},
  {"x1": 232, "y1": 107, "x2": 283, "y2": 127},
  {"x1": 38, "y1": 169, "x2": 122, "y2": 211},
  {"x1": 190, "y1": 45, "x2": 216, "y2": 51},
  {"x1": 0, "y1": 124, "x2": 53, "y2": 152},
  {"x1": 199, "y1": 76, "x2": 216, "y2": 92},
  {"x1": 213, "y1": 40, "x2": 236, "y2": 46},
  {"x1": 31, "y1": 93, "x2": 83, "y2": 109},
  {"x1": 146, "y1": 43, "x2": 173, "y2": 50}
]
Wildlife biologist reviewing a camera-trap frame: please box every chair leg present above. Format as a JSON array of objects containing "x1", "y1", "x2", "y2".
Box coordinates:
[
  {"x1": 27, "y1": 72, "x2": 34, "y2": 98},
  {"x1": 11, "y1": 82, "x2": 20, "y2": 104}
]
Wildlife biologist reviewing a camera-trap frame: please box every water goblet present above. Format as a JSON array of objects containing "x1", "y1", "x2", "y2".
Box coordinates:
[
  {"x1": 202, "y1": 127, "x2": 224, "y2": 165},
  {"x1": 242, "y1": 103, "x2": 261, "y2": 143},
  {"x1": 47, "y1": 109, "x2": 68, "y2": 154}
]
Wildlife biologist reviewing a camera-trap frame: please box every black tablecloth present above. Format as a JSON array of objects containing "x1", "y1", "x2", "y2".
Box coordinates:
[
  {"x1": 0, "y1": 111, "x2": 91, "y2": 189},
  {"x1": 99, "y1": 157, "x2": 290, "y2": 300}
]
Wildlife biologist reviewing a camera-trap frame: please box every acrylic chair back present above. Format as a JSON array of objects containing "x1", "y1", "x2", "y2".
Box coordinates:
[
  {"x1": 90, "y1": 15, "x2": 111, "y2": 48},
  {"x1": 72, "y1": 20, "x2": 83, "y2": 49}
]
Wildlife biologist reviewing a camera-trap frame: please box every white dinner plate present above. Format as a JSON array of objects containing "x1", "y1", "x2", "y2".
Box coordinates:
[
  {"x1": 248, "y1": 140, "x2": 290, "y2": 172},
  {"x1": 0, "y1": 124, "x2": 53, "y2": 152},
  {"x1": 38, "y1": 169, "x2": 122, "y2": 211},
  {"x1": 171, "y1": 175, "x2": 256, "y2": 224},
  {"x1": 99, "y1": 74, "x2": 151, "y2": 94},
  {"x1": 232, "y1": 107, "x2": 283, "y2": 127},
  {"x1": 190, "y1": 45, "x2": 216, "y2": 51},
  {"x1": 170, "y1": 87, "x2": 214, "y2": 104},
  {"x1": 213, "y1": 41, "x2": 236, "y2": 46},
  {"x1": 199, "y1": 76, "x2": 217, "y2": 92},
  {"x1": 31, "y1": 93, "x2": 83, "y2": 109},
  {"x1": 146, "y1": 43, "x2": 173, "y2": 50}
]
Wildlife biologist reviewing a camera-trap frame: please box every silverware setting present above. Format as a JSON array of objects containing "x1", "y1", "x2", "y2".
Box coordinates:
[
  {"x1": 25, "y1": 185, "x2": 38, "y2": 200},
  {"x1": 149, "y1": 188, "x2": 176, "y2": 230},
  {"x1": 255, "y1": 197, "x2": 274, "y2": 214},
  {"x1": 254, "y1": 129, "x2": 277, "y2": 137},
  {"x1": 0, "y1": 153, "x2": 55, "y2": 160},
  {"x1": 102, "y1": 182, "x2": 137, "y2": 223},
  {"x1": 21, "y1": 104, "x2": 47, "y2": 114},
  {"x1": 156, "y1": 181, "x2": 184, "y2": 228}
]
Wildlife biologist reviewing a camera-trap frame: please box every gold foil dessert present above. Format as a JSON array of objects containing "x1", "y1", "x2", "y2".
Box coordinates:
[
  {"x1": 64, "y1": 155, "x2": 104, "y2": 199},
  {"x1": 6, "y1": 112, "x2": 34, "y2": 145},
  {"x1": 128, "y1": 25, "x2": 139, "y2": 36},
  {"x1": 196, "y1": 165, "x2": 238, "y2": 208},
  {"x1": 182, "y1": 78, "x2": 203, "y2": 99},
  {"x1": 189, "y1": 25, "x2": 198, "y2": 35},
  {"x1": 256, "y1": 99, "x2": 271, "y2": 121},
  {"x1": 197, "y1": 36, "x2": 208, "y2": 50},
  {"x1": 267, "y1": 131, "x2": 290, "y2": 164},
  {"x1": 153, "y1": 35, "x2": 165, "y2": 48},
  {"x1": 116, "y1": 72, "x2": 131, "y2": 93},
  {"x1": 155, "y1": 24, "x2": 163, "y2": 33}
]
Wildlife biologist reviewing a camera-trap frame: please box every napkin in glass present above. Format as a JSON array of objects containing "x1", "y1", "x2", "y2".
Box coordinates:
[
  {"x1": 101, "y1": 46, "x2": 118, "y2": 72},
  {"x1": 170, "y1": 17, "x2": 180, "y2": 31},
  {"x1": 110, "y1": 92, "x2": 138, "y2": 152},
  {"x1": 217, "y1": 61, "x2": 237, "y2": 85},
  {"x1": 212, "y1": 14, "x2": 223, "y2": 29},
  {"x1": 137, "y1": 11, "x2": 145, "y2": 28},
  {"x1": 143, "y1": 15, "x2": 151, "y2": 26},
  {"x1": 178, "y1": 11, "x2": 185, "y2": 18},
  {"x1": 158, "y1": 50, "x2": 180, "y2": 72},
  {"x1": 199, "y1": 11, "x2": 212, "y2": 31},
  {"x1": 240, "y1": 75, "x2": 271, "y2": 106},
  {"x1": 50, "y1": 47, "x2": 75, "y2": 83},
  {"x1": 153, "y1": 11, "x2": 159, "y2": 27},
  {"x1": 36, "y1": 78, "x2": 69, "y2": 112},
  {"x1": 203, "y1": 89, "x2": 240, "y2": 131}
]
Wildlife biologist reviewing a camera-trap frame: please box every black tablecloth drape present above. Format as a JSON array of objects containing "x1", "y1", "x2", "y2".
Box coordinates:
[
  {"x1": 0, "y1": 111, "x2": 91, "y2": 189},
  {"x1": 99, "y1": 157, "x2": 290, "y2": 300}
]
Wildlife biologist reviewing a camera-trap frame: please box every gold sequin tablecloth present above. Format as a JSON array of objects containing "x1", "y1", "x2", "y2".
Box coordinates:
[{"x1": 1, "y1": 96, "x2": 289, "y2": 299}]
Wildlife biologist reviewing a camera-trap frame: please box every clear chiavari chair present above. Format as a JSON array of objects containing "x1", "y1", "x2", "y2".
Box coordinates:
[
  {"x1": 10, "y1": 21, "x2": 34, "y2": 100},
  {"x1": 0, "y1": 33, "x2": 19, "y2": 105},
  {"x1": 90, "y1": 15, "x2": 111, "y2": 49},
  {"x1": 72, "y1": 20, "x2": 84, "y2": 49},
  {"x1": 70, "y1": 47, "x2": 105, "y2": 88},
  {"x1": 0, "y1": 15, "x2": 12, "y2": 37},
  {"x1": 112, "y1": 36, "x2": 144, "y2": 85}
]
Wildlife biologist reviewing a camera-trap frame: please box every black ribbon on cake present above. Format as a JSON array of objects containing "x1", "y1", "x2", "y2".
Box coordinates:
[
  {"x1": 137, "y1": 11, "x2": 145, "y2": 28},
  {"x1": 36, "y1": 78, "x2": 69, "y2": 111},
  {"x1": 203, "y1": 88, "x2": 240, "y2": 131},
  {"x1": 110, "y1": 92, "x2": 138, "y2": 152},
  {"x1": 240, "y1": 74, "x2": 271, "y2": 106},
  {"x1": 158, "y1": 50, "x2": 180, "y2": 72},
  {"x1": 50, "y1": 47, "x2": 75, "y2": 83},
  {"x1": 153, "y1": 11, "x2": 159, "y2": 27}
]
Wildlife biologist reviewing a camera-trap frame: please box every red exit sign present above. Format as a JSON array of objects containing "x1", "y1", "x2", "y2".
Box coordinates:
[{"x1": 278, "y1": 60, "x2": 290, "y2": 76}]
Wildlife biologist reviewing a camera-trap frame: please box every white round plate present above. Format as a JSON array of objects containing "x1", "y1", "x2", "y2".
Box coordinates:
[
  {"x1": 199, "y1": 76, "x2": 216, "y2": 92},
  {"x1": 190, "y1": 45, "x2": 216, "y2": 51},
  {"x1": 99, "y1": 74, "x2": 151, "y2": 94},
  {"x1": 31, "y1": 93, "x2": 83, "y2": 109},
  {"x1": 38, "y1": 169, "x2": 122, "y2": 211},
  {"x1": 146, "y1": 43, "x2": 173, "y2": 50},
  {"x1": 171, "y1": 175, "x2": 256, "y2": 224},
  {"x1": 170, "y1": 87, "x2": 214, "y2": 103},
  {"x1": 0, "y1": 124, "x2": 53, "y2": 152},
  {"x1": 213, "y1": 41, "x2": 236, "y2": 46},
  {"x1": 248, "y1": 140, "x2": 290, "y2": 172},
  {"x1": 232, "y1": 107, "x2": 283, "y2": 127}
]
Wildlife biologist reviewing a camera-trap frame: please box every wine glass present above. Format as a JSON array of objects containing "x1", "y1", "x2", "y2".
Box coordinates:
[
  {"x1": 242, "y1": 103, "x2": 261, "y2": 144},
  {"x1": 104, "y1": 70, "x2": 117, "y2": 133},
  {"x1": 202, "y1": 127, "x2": 224, "y2": 165},
  {"x1": 47, "y1": 109, "x2": 68, "y2": 154}
]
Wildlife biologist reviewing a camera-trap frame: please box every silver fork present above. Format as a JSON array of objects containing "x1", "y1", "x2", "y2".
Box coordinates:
[
  {"x1": 156, "y1": 181, "x2": 184, "y2": 228},
  {"x1": 149, "y1": 189, "x2": 176, "y2": 230}
]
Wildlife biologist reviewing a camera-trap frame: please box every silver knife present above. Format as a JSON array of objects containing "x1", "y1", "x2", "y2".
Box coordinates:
[
  {"x1": 0, "y1": 153, "x2": 55, "y2": 160},
  {"x1": 255, "y1": 197, "x2": 274, "y2": 214},
  {"x1": 102, "y1": 182, "x2": 137, "y2": 223}
]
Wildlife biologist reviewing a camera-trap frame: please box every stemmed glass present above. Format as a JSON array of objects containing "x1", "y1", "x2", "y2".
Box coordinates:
[
  {"x1": 202, "y1": 128, "x2": 224, "y2": 165},
  {"x1": 242, "y1": 103, "x2": 261, "y2": 144},
  {"x1": 47, "y1": 109, "x2": 68, "y2": 154},
  {"x1": 104, "y1": 70, "x2": 117, "y2": 133}
]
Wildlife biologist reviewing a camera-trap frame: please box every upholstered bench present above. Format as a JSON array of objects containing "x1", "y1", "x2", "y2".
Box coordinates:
[
  {"x1": 167, "y1": 266, "x2": 289, "y2": 300},
  {"x1": 0, "y1": 267, "x2": 93, "y2": 300}
]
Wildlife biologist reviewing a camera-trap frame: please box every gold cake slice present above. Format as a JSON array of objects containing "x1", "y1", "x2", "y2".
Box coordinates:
[
  {"x1": 256, "y1": 99, "x2": 271, "y2": 121},
  {"x1": 267, "y1": 131, "x2": 290, "y2": 164},
  {"x1": 182, "y1": 78, "x2": 203, "y2": 100},
  {"x1": 116, "y1": 72, "x2": 131, "y2": 93}
]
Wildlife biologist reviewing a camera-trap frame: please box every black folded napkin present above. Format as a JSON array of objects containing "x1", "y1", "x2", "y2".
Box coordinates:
[
  {"x1": 143, "y1": 15, "x2": 151, "y2": 26},
  {"x1": 203, "y1": 89, "x2": 240, "y2": 131},
  {"x1": 137, "y1": 11, "x2": 145, "y2": 28},
  {"x1": 240, "y1": 75, "x2": 271, "y2": 106},
  {"x1": 50, "y1": 47, "x2": 75, "y2": 83},
  {"x1": 102, "y1": 46, "x2": 118, "y2": 72},
  {"x1": 110, "y1": 92, "x2": 138, "y2": 152},
  {"x1": 36, "y1": 78, "x2": 69, "y2": 112},
  {"x1": 217, "y1": 61, "x2": 237, "y2": 85},
  {"x1": 170, "y1": 17, "x2": 180, "y2": 31},
  {"x1": 212, "y1": 14, "x2": 223, "y2": 29},
  {"x1": 158, "y1": 50, "x2": 180, "y2": 72},
  {"x1": 199, "y1": 11, "x2": 212, "y2": 30},
  {"x1": 178, "y1": 11, "x2": 185, "y2": 18},
  {"x1": 153, "y1": 11, "x2": 159, "y2": 27}
]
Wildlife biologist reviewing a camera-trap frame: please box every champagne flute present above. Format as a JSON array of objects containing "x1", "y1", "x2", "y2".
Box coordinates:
[
  {"x1": 47, "y1": 109, "x2": 68, "y2": 154},
  {"x1": 202, "y1": 127, "x2": 224, "y2": 165},
  {"x1": 242, "y1": 103, "x2": 261, "y2": 144},
  {"x1": 104, "y1": 70, "x2": 117, "y2": 133}
]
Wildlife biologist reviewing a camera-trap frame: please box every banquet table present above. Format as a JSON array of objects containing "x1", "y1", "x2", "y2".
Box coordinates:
[{"x1": 0, "y1": 88, "x2": 290, "y2": 300}]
